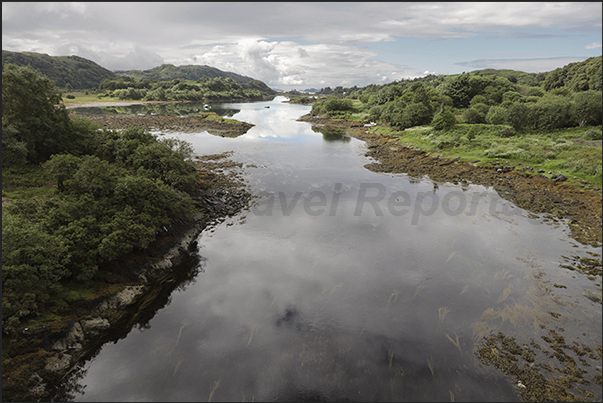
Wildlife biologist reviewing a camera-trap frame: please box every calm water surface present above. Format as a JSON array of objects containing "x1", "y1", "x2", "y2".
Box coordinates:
[{"x1": 67, "y1": 97, "x2": 601, "y2": 402}]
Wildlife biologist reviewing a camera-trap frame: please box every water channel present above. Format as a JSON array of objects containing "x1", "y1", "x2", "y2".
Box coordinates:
[{"x1": 66, "y1": 96, "x2": 601, "y2": 401}]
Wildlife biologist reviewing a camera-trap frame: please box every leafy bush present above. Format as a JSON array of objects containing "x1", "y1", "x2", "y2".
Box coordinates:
[
  {"x1": 2, "y1": 118, "x2": 28, "y2": 167},
  {"x1": 322, "y1": 97, "x2": 354, "y2": 112},
  {"x1": 2, "y1": 64, "x2": 74, "y2": 163},
  {"x1": 486, "y1": 105, "x2": 507, "y2": 125},
  {"x1": 583, "y1": 130, "x2": 602, "y2": 140},
  {"x1": 570, "y1": 90, "x2": 602, "y2": 127},
  {"x1": 3, "y1": 126, "x2": 200, "y2": 334},
  {"x1": 431, "y1": 110, "x2": 457, "y2": 131},
  {"x1": 462, "y1": 108, "x2": 485, "y2": 124},
  {"x1": 2, "y1": 214, "x2": 69, "y2": 334}
]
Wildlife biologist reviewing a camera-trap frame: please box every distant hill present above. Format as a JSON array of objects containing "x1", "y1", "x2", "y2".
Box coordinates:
[
  {"x1": 542, "y1": 56, "x2": 602, "y2": 92},
  {"x1": 459, "y1": 57, "x2": 601, "y2": 91},
  {"x1": 116, "y1": 63, "x2": 257, "y2": 84},
  {"x1": 1, "y1": 52, "x2": 273, "y2": 92},
  {"x1": 2, "y1": 50, "x2": 116, "y2": 89},
  {"x1": 465, "y1": 68, "x2": 546, "y2": 86}
]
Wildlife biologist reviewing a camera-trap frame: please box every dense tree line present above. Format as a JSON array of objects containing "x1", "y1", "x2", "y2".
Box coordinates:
[
  {"x1": 98, "y1": 75, "x2": 275, "y2": 102},
  {"x1": 310, "y1": 56, "x2": 602, "y2": 133},
  {"x1": 2, "y1": 64, "x2": 201, "y2": 335}
]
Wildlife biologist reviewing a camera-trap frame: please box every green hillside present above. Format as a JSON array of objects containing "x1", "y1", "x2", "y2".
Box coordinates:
[
  {"x1": 2, "y1": 50, "x2": 116, "y2": 89},
  {"x1": 116, "y1": 63, "x2": 256, "y2": 84}
]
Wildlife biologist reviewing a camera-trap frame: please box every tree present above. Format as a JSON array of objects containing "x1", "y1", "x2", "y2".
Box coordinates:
[
  {"x1": 2, "y1": 214, "x2": 69, "y2": 334},
  {"x1": 570, "y1": 90, "x2": 602, "y2": 126},
  {"x1": 374, "y1": 84, "x2": 403, "y2": 105},
  {"x1": 504, "y1": 102, "x2": 529, "y2": 130},
  {"x1": 381, "y1": 100, "x2": 431, "y2": 129},
  {"x1": 439, "y1": 74, "x2": 490, "y2": 108},
  {"x1": 486, "y1": 105, "x2": 507, "y2": 125},
  {"x1": 2, "y1": 64, "x2": 74, "y2": 163},
  {"x1": 462, "y1": 108, "x2": 485, "y2": 124},
  {"x1": 529, "y1": 96, "x2": 572, "y2": 130},
  {"x1": 43, "y1": 153, "x2": 82, "y2": 192},
  {"x1": 322, "y1": 96, "x2": 353, "y2": 112},
  {"x1": 431, "y1": 110, "x2": 457, "y2": 131},
  {"x1": 2, "y1": 118, "x2": 28, "y2": 167}
]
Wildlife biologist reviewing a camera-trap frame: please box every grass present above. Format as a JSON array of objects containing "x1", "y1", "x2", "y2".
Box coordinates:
[
  {"x1": 369, "y1": 123, "x2": 603, "y2": 188},
  {"x1": 62, "y1": 91, "x2": 123, "y2": 104}
]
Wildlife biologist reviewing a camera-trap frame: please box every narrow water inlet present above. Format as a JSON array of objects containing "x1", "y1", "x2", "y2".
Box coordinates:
[{"x1": 63, "y1": 97, "x2": 601, "y2": 402}]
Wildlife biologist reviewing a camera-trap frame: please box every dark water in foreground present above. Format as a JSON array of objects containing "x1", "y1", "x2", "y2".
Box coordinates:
[{"x1": 66, "y1": 97, "x2": 601, "y2": 402}]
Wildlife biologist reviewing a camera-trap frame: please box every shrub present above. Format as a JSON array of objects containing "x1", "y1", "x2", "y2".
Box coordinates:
[
  {"x1": 462, "y1": 108, "x2": 485, "y2": 124},
  {"x1": 2, "y1": 119, "x2": 28, "y2": 167},
  {"x1": 322, "y1": 97, "x2": 353, "y2": 112},
  {"x1": 584, "y1": 130, "x2": 602, "y2": 140},
  {"x1": 570, "y1": 90, "x2": 602, "y2": 126},
  {"x1": 431, "y1": 110, "x2": 457, "y2": 131},
  {"x1": 486, "y1": 105, "x2": 507, "y2": 125},
  {"x1": 2, "y1": 64, "x2": 74, "y2": 163},
  {"x1": 471, "y1": 102, "x2": 490, "y2": 116}
]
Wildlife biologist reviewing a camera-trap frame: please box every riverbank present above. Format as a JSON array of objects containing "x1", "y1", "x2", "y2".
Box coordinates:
[
  {"x1": 1, "y1": 152, "x2": 253, "y2": 402},
  {"x1": 299, "y1": 113, "x2": 602, "y2": 402},
  {"x1": 299, "y1": 114, "x2": 602, "y2": 248}
]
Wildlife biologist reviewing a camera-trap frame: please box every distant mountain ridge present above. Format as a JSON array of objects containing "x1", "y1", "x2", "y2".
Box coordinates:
[
  {"x1": 2, "y1": 50, "x2": 116, "y2": 89},
  {"x1": 2, "y1": 50, "x2": 270, "y2": 90},
  {"x1": 116, "y1": 63, "x2": 256, "y2": 84},
  {"x1": 3, "y1": 50, "x2": 600, "y2": 94}
]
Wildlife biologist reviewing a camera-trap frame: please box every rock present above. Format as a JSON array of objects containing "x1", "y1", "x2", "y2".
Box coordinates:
[
  {"x1": 51, "y1": 322, "x2": 84, "y2": 352},
  {"x1": 80, "y1": 318, "x2": 110, "y2": 336},
  {"x1": 554, "y1": 174, "x2": 567, "y2": 182},
  {"x1": 28, "y1": 373, "x2": 46, "y2": 394},
  {"x1": 45, "y1": 354, "x2": 72, "y2": 372},
  {"x1": 97, "y1": 285, "x2": 144, "y2": 312}
]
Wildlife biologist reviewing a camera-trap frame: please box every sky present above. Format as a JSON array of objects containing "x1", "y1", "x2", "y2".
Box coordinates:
[{"x1": 2, "y1": 2, "x2": 602, "y2": 91}]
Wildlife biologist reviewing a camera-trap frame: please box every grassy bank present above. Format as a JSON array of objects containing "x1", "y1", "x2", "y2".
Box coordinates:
[
  {"x1": 309, "y1": 98, "x2": 602, "y2": 190},
  {"x1": 61, "y1": 90, "x2": 121, "y2": 104},
  {"x1": 370, "y1": 123, "x2": 602, "y2": 189}
]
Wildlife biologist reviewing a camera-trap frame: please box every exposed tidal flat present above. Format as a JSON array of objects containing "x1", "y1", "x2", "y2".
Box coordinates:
[{"x1": 3, "y1": 97, "x2": 601, "y2": 402}]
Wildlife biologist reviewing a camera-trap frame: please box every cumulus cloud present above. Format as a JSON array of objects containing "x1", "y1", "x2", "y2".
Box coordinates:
[{"x1": 177, "y1": 39, "x2": 422, "y2": 90}]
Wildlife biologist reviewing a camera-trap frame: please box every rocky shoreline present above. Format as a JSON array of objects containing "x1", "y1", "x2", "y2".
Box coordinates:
[
  {"x1": 299, "y1": 114, "x2": 602, "y2": 248},
  {"x1": 299, "y1": 114, "x2": 602, "y2": 402},
  {"x1": 1, "y1": 152, "x2": 253, "y2": 402}
]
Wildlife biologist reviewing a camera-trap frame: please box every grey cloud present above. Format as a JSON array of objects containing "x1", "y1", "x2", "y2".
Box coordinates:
[
  {"x1": 2, "y1": 2, "x2": 601, "y2": 89},
  {"x1": 53, "y1": 42, "x2": 164, "y2": 71},
  {"x1": 298, "y1": 48, "x2": 310, "y2": 58}
]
